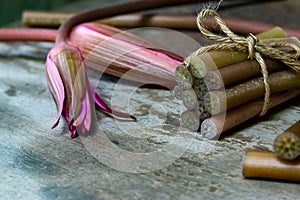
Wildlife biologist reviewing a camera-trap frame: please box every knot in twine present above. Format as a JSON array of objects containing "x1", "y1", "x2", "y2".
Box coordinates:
[{"x1": 188, "y1": 8, "x2": 300, "y2": 116}]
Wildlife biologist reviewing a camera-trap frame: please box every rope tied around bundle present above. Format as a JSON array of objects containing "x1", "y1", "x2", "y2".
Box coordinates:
[{"x1": 185, "y1": 8, "x2": 300, "y2": 116}]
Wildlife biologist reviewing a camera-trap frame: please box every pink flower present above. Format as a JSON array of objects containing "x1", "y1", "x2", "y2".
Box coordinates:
[
  {"x1": 46, "y1": 41, "x2": 135, "y2": 138},
  {"x1": 46, "y1": 23, "x2": 183, "y2": 138}
]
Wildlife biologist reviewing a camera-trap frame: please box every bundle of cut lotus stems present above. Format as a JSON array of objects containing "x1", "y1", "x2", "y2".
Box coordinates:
[{"x1": 175, "y1": 24, "x2": 300, "y2": 139}]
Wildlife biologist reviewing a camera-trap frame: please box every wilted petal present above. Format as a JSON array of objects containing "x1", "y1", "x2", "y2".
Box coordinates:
[
  {"x1": 46, "y1": 40, "x2": 135, "y2": 138},
  {"x1": 73, "y1": 88, "x2": 92, "y2": 131},
  {"x1": 46, "y1": 42, "x2": 91, "y2": 134},
  {"x1": 83, "y1": 89, "x2": 92, "y2": 131},
  {"x1": 45, "y1": 54, "x2": 65, "y2": 128},
  {"x1": 69, "y1": 123, "x2": 78, "y2": 139},
  {"x1": 89, "y1": 81, "x2": 136, "y2": 120}
]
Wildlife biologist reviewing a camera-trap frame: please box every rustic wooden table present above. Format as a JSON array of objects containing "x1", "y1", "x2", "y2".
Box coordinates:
[{"x1": 0, "y1": 0, "x2": 299, "y2": 199}]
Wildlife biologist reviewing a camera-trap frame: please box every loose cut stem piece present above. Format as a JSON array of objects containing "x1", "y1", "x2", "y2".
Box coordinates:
[
  {"x1": 188, "y1": 27, "x2": 286, "y2": 79},
  {"x1": 205, "y1": 70, "x2": 300, "y2": 115},
  {"x1": 243, "y1": 150, "x2": 300, "y2": 181},
  {"x1": 273, "y1": 120, "x2": 300, "y2": 160},
  {"x1": 23, "y1": 11, "x2": 74, "y2": 27},
  {"x1": 201, "y1": 89, "x2": 300, "y2": 139}
]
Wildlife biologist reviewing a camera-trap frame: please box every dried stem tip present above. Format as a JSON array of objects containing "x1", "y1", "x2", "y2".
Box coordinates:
[
  {"x1": 273, "y1": 120, "x2": 300, "y2": 160},
  {"x1": 243, "y1": 150, "x2": 300, "y2": 181}
]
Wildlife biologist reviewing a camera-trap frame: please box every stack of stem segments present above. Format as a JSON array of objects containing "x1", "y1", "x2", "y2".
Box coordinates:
[{"x1": 174, "y1": 27, "x2": 300, "y2": 139}]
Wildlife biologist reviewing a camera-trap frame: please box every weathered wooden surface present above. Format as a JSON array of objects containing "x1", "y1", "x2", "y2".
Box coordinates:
[{"x1": 0, "y1": 0, "x2": 300, "y2": 199}]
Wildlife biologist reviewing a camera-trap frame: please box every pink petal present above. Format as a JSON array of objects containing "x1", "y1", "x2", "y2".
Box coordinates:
[
  {"x1": 62, "y1": 108, "x2": 78, "y2": 138},
  {"x1": 69, "y1": 124, "x2": 78, "y2": 139},
  {"x1": 83, "y1": 89, "x2": 92, "y2": 130},
  {"x1": 45, "y1": 56, "x2": 65, "y2": 128},
  {"x1": 88, "y1": 81, "x2": 136, "y2": 120},
  {"x1": 73, "y1": 88, "x2": 92, "y2": 132}
]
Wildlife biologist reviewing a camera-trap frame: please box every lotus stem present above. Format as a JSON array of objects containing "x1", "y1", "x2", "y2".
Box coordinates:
[
  {"x1": 204, "y1": 37, "x2": 300, "y2": 89},
  {"x1": 189, "y1": 50, "x2": 248, "y2": 79},
  {"x1": 201, "y1": 89, "x2": 300, "y2": 139},
  {"x1": 188, "y1": 27, "x2": 286, "y2": 79},
  {"x1": 203, "y1": 15, "x2": 300, "y2": 38},
  {"x1": 273, "y1": 120, "x2": 300, "y2": 160},
  {"x1": 23, "y1": 10, "x2": 74, "y2": 27},
  {"x1": 0, "y1": 28, "x2": 56, "y2": 42},
  {"x1": 242, "y1": 150, "x2": 300, "y2": 181},
  {"x1": 23, "y1": 11, "x2": 198, "y2": 29},
  {"x1": 22, "y1": 10, "x2": 300, "y2": 38},
  {"x1": 3, "y1": 12, "x2": 300, "y2": 43},
  {"x1": 56, "y1": 0, "x2": 203, "y2": 43},
  {"x1": 206, "y1": 59, "x2": 284, "y2": 89},
  {"x1": 204, "y1": 70, "x2": 300, "y2": 115}
]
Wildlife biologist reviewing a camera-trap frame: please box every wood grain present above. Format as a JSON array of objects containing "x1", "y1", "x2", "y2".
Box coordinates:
[{"x1": 0, "y1": 0, "x2": 300, "y2": 199}]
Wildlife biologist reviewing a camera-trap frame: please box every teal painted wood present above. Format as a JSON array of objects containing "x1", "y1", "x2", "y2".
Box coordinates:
[{"x1": 0, "y1": 54, "x2": 299, "y2": 200}]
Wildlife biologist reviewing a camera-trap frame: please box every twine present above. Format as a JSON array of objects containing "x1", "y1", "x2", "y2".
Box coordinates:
[{"x1": 186, "y1": 8, "x2": 300, "y2": 116}]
